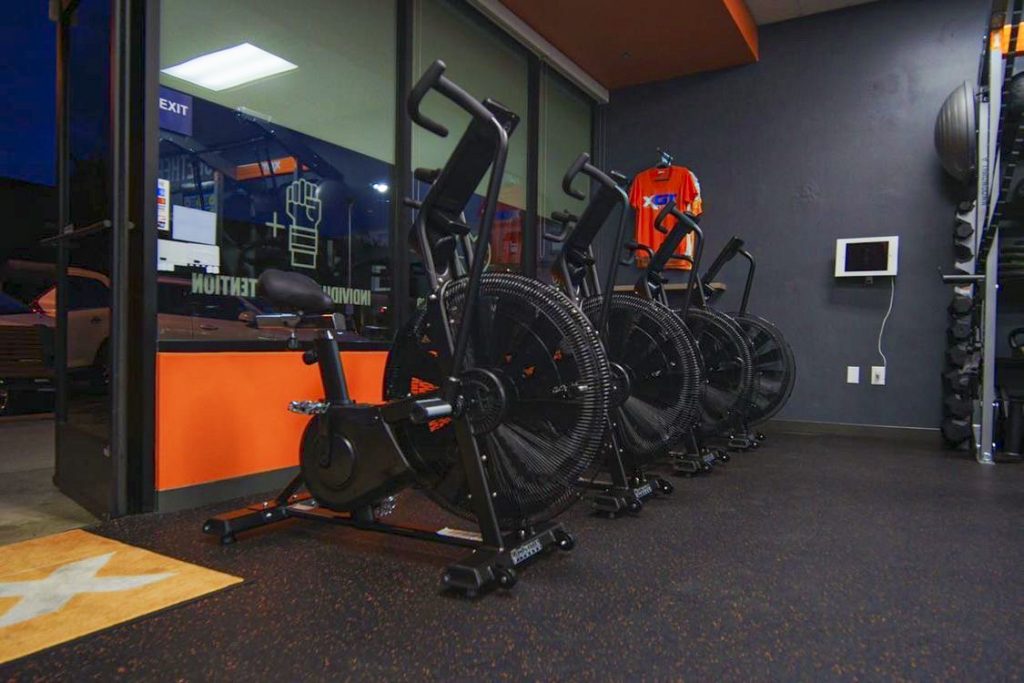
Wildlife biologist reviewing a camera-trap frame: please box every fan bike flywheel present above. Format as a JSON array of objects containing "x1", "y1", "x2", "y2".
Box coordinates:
[
  {"x1": 684, "y1": 308, "x2": 754, "y2": 437},
  {"x1": 383, "y1": 272, "x2": 610, "y2": 530},
  {"x1": 581, "y1": 294, "x2": 703, "y2": 464},
  {"x1": 731, "y1": 313, "x2": 796, "y2": 426}
]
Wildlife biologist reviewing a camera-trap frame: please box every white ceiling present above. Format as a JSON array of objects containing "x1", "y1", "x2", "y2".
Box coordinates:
[
  {"x1": 160, "y1": 0, "x2": 398, "y2": 164},
  {"x1": 745, "y1": 0, "x2": 883, "y2": 25}
]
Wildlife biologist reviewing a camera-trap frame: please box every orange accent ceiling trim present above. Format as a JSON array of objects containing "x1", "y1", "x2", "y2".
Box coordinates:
[
  {"x1": 499, "y1": 0, "x2": 759, "y2": 89},
  {"x1": 724, "y1": 0, "x2": 759, "y2": 59}
]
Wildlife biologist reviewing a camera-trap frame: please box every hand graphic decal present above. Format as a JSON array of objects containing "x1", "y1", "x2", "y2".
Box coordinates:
[{"x1": 284, "y1": 179, "x2": 321, "y2": 270}]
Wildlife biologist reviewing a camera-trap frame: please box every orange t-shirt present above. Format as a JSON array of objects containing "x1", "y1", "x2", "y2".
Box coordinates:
[{"x1": 628, "y1": 166, "x2": 703, "y2": 269}]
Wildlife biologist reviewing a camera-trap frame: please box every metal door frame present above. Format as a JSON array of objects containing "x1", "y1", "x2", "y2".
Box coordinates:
[{"x1": 53, "y1": 0, "x2": 155, "y2": 516}]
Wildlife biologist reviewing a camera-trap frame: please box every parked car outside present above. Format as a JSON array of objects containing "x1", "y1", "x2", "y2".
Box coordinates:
[{"x1": 1, "y1": 261, "x2": 383, "y2": 415}]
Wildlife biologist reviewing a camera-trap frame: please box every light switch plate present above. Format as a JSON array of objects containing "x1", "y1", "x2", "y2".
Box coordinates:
[{"x1": 847, "y1": 366, "x2": 860, "y2": 384}]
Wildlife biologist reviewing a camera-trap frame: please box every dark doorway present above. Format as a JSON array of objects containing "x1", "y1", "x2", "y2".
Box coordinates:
[
  {"x1": 0, "y1": 2, "x2": 99, "y2": 545},
  {"x1": 50, "y1": 0, "x2": 134, "y2": 519}
]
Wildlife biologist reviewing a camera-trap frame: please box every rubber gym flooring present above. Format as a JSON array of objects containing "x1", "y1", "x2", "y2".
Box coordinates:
[{"x1": 2, "y1": 431, "x2": 1023, "y2": 681}]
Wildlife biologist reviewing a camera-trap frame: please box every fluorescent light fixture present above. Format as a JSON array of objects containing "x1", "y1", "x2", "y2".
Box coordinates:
[
  {"x1": 371, "y1": 182, "x2": 390, "y2": 194},
  {"x1": 162, "y1": 43, "x2": 297, "y2": 91}
]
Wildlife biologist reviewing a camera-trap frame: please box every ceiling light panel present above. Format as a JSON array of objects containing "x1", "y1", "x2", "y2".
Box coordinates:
[{"x1": 162, "y1": 43, "x2": 297, "y2": 91}]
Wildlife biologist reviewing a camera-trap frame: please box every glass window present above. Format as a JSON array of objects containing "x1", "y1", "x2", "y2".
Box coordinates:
[
  {"x1": 157, "y1": 0, "x2": 396, "y2": 342},
  {"x1": 192, "y1": 296, "x2": 246, "y2": 322},
  {"x1": 0, "y1": 292, "x2": 28, "y2": 315},
  {"x1": 157, "y1": 280, "x2": 194, "y2": 317},
  {"x1": 34, "y1": 274, "x2": 110, "y2": 316},
  {"x1": 412, "y1": 0, "x2": 529, "y2": 274},
  {"x1": 67, "y1": 276, "x2": 111, "y2": 310},
  {"x1": 538, "y1": 68, "x2": 592, "y2": 279}
]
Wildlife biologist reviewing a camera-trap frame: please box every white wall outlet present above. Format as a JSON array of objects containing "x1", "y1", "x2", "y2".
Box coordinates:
[
  {"x1": 871, "y1": 366, "x2": 886, "y2": 385},
  {"x1": 847, "y1": 366, "x2": 860, "y2": 384}
]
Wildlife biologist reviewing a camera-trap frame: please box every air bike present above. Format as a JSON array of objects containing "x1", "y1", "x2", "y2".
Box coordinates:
[
  {"x1": 698, "y1": 236, "x2": 797, "y2": 447},
  {"x1": 625, "y1": 201, "x2": 753, "y2": 474},
  {"x1": 203, "y1": 61, "x2": 610, "y2": 596},
  {"x1": 544, "y1": 154, "x2": 703, "y2": 512},
  {"x1": 629, "y1": 202, "x2": 796, "y2": 465}
]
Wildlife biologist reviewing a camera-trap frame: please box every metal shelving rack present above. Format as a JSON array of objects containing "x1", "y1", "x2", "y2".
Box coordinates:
[{"x1": 943, "y1": 0, "x2": 1023, "y2": 463}]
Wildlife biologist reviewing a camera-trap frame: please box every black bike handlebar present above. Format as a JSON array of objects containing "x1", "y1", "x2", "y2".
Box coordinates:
[
  {"x1": 562, "y1": 152, "x2": 622, "y2": 201},
  {"x1": 653, "y1": 202, "x2": 674, "y2": 234},
  {"x1": 641, "y1": 202, "x2": 692, "y2": 265},
  {"x1": 619, "y1": 240, "x2": 689, "y2": 266},
  {"x1": 657, "y1": 201, "x2": 702, "y2": 239},
  {"x1": 551, "y1": 210, "x2": 579, "y2": 225},
  {"x1": 701, "y1": 236, "x2": 745, "y2": 284},
  {"x1": 562, "y1": 154, "x2": 589, "y2": 199},
  {"x1": 639, "y1": 200, "x2": 705, "y2": 314},
  {"x1": 619, "y1": 240, "x2": 655, "y2": 266},
  {"x1": 407, "y1": 59, "x2": 495, "y2": 138},
  {"x1": 543, "y1": 210, "x2": 579, "y2": 243},
  {"x1": 653, "y1": 200, "x2": 702, "y2": 235}
]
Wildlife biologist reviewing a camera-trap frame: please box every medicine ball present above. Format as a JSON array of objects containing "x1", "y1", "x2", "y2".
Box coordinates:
[
  {"x1": 1006, "y1": 164, "x2": 1024, "y2": 216},
  {"x1": 949, "y1": 294, "x2": 974, "y2": 315},
  {"x1": 954, "y1": 218, "x2": 974, "y2": 240},
  {"x1": 942, "y1": 416, "x2": 972, "y2": 446},
  {"x1": 944, "y1": 394, "x2": 972, "y2": 419},
  {"x1": 1011, "y1": 327, "x2": 1024, "y2": 356},
  {"x1": 948, "y1": 317, "x2": 973, "y2": 341},
  {"x1": 935, "y1": 81, "x2": 977, "y2": 184},
  {"x1": 954, "y1": 242, "x2": 974, "y2": 262}
]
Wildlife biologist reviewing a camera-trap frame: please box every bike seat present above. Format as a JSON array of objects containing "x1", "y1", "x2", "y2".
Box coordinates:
[{"x1": 257, "y1": 269, "x2": 334, "y2": 313}]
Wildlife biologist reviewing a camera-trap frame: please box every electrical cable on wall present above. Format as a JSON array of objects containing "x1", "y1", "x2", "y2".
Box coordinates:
[{"x1": 877, "y1": 277, "x2": 895, "y2": 368}]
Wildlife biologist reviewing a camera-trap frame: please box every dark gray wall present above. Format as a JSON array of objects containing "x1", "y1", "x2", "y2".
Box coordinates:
[{"x1": 602, "y1": 0, "x2": 989, "y2": 429}]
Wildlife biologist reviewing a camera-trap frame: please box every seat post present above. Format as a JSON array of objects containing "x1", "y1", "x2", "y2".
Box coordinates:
[{"x1": 315, "y1": 329, "x2": 351, "y2": 404}]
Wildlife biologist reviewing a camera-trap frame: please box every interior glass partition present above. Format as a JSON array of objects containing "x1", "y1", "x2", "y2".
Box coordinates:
[
  {"x1": 411, "y1": 0, "x2": 530, "y2": 284},
  {"x1": 538, "y1": 67, "x2": 593, "y2": 280},
  {"x1": 157, "y1": 0, "x2": 397, "y2": 342}
]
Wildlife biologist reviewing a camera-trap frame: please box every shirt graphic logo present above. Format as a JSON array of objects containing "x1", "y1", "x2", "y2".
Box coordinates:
[{"x1": 642, "y1": 193, "x2": 676, "y2": 209}]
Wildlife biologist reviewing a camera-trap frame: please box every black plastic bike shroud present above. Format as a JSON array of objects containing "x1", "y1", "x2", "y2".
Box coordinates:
[
  {"x1": 555, "y1": 154, "x2": 631, "y2": 345},
  {"x1": 701, "y1": 236, "x2": 757, "y2": 315},
  {"x1": 407, "y1": 60, "x2": 519, "y2": 546},
  {"x1": 408, "y1": 89, "x2": 514, "y2": 392},
  {"x1": 641, "y1": 201, "x2": 705, "y2": 315}
]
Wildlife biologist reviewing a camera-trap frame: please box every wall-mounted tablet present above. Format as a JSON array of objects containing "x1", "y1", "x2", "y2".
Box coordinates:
[{"x1": 835, "y1": 236, "x2": 899, "y2": 277}]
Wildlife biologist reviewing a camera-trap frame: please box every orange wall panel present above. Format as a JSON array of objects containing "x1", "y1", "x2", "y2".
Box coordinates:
[{"x1": 155, "y1": 351, "x2": 388, "y2": 491}]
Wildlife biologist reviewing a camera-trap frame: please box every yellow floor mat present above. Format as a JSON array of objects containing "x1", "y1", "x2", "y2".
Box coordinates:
[{"x1": 0, "y1": 529, "x2": 241, "y2": 665}]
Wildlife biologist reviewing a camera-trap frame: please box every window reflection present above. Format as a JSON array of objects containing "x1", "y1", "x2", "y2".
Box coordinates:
[
  {"x1": 411, "y1": 0, "x2": 529, "y2": 285},
  {"x1": 158, "y1": 0, "x2": 396, "y2": 343},
  {"x1": 538, "y1": 69, "x2": 592, "y2": 283}
]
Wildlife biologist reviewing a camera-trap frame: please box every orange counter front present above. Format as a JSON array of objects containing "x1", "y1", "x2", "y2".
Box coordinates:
[{"x1": 155, "y1": 350, "x2": 388, "y2": 497}]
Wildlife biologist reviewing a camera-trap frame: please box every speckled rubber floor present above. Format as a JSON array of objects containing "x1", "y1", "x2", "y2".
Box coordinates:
[{"x1": 3, "y1": 431, "x2": 1023, "y2": 681}]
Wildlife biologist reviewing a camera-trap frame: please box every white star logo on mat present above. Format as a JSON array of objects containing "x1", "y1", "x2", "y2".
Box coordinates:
[{"x1": 0, "y1": 552, "x2": 174, "y2": 628}]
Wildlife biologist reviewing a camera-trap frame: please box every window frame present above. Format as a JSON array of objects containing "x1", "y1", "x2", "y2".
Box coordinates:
[{"x1": 148, "y1": 0, "x2": 598, "y2": 351}]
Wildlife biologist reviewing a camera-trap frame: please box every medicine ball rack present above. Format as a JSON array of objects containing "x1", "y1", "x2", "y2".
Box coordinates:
[{"x1": 938, "y1": 0, "x2": 1024, "y2": 463}]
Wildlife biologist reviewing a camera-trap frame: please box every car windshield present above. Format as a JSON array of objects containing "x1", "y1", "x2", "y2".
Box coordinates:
[{"x1": 0, "y1": 292, "x2": 30, "y2": 314}]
